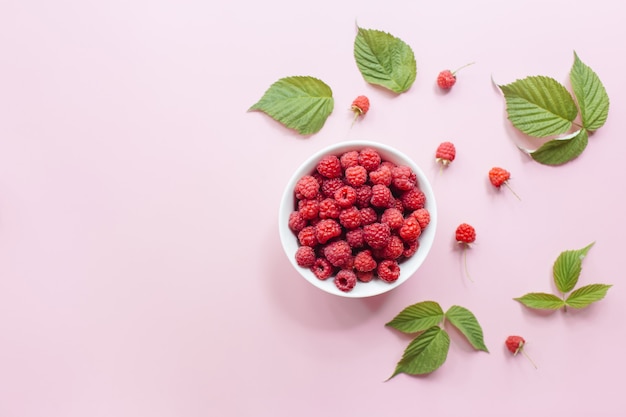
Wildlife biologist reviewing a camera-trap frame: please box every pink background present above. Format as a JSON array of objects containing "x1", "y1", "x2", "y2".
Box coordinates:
[{"x1": 1, "y1": 0, "x2": 625, "y2": 416}]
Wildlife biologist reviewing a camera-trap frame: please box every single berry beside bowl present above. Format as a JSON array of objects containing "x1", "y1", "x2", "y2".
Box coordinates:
[
  {"x1": 436, "y1": 62, "x2": 475, "y2": 90},
  {"x1": 350, "y1": 95, "x2": 370, "y2": 125},
  {"x1": 489, "y1": 167, "x2": 521, "y2": 200},
  {"x1": 455, "y1": 223, "x2": 476, "y2": 282},
  {"x1": 435, "y1": 141, "x2": 456, "y2": 168},
  {"x1": 505, "y1": 335, "x2": 538, "y2": 369}
]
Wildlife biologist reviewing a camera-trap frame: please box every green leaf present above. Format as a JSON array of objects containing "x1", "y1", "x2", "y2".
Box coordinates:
[
  {"x1": 385, "y1": 301, "x2": 444, "y2": 334},
  {"x1": 529, "y1": 129, "x2": 588, "y2": 166},
  {"x1": 570, "y1": 52, "x2": 609, "y2": 131},
  {"x1": 444, "y1": 305, "x2": 489, "y2": 352},
  {"x1": 388, "y1": 326, "x2": 450, "y2": 379},
  {"x1": 248, "y1": 76, "x2": 334, "y2": 135},
  {"x1": 354, "y1": 27, "x2": 416, "y2": 94},
  {"x1": 553, "y1": 242, "x2": 595, "y2": 294},
  {"x1": 565, "y1": 284, "x2": 612, "y2": 309},
  {"x1": 514, "y1": 293, "x2": 566, "y2": 310},
  {"x1": 499, "y1": 76, "x2": 578, "y2": 137}
]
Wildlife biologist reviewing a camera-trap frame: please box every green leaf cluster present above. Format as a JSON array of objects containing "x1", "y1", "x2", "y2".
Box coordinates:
[
  {"x1": 386, "y1": 302, "x2": 488, "y2": 378},
  {"x1": 515, "y1": 242, "x2": 612, "y2": 311},
  {"x1": 499, "y1": 52, "x2": 609, "y2": 165}
]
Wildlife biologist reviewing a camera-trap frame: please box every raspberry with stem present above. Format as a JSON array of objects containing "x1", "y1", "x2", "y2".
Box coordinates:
[
  {"x1": 489, "y1": 167, "x2": 521, "y2": 200},
  {"x1": 350, "y1": 95, "x2": 370, "y2": 126},
  {"x1": 455, "y1": 223, "x2": 476, "y2": 282},
  {"x1": 437, "y1": 62, "x2": 475, "y2": 89},
  {"x1": 505, "y1": 335, "x2": 538, "y2": 369}
]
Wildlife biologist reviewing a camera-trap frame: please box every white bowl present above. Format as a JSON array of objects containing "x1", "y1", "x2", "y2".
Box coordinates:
[{"x1": 278, "y1": 140, "x2": 437, "y2": 298}]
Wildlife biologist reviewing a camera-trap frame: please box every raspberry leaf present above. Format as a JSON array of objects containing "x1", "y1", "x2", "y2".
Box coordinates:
[
  {"x1": 570, "y1": 52, "x2": 610, "y2": 131},
  {"x1": 514, "y1": 293, "x2": 566, "y2": 310},
  {"x1": 388, "y1": 326, "x2": 450, "y2": 379},
  {"x1": 354, "y1": 27, "x2": 417, "y2": 94},
  {"x1": 528, "y1": 129, "x2": 588, "y2": 166},
  {"x1": 385, "y1": 301, "x2": 444, "y2": 334},
  {"x1": 248, "y1": 76, "x2": 334, "y2": 135},
  {"x1": 444, "y1": 305, "x2": 489, "y2": 352},
  {"x1": 565, "y1": 284, "x2": 612, "y2": 309},
  {"x1": 499, "y1": 76, "x2": 578, "y2": 137},
  {"x1": 553, "y1": 242, "x2": 595, "y2": 294}
]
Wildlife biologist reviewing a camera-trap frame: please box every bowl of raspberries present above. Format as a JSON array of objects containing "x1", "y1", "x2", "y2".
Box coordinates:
[{"x1": 279, "y1": 141, "x2": 437, "y2": 298}]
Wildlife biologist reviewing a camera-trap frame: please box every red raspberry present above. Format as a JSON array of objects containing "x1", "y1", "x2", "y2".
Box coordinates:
[
  {"x1": 359, "y1": 207, "x2": 378, "y2": 225},
  {"x1": 288, "y1": 211, "x2": 307, "y2": 233},
  {"x1": 344, "y1": 165, "x2": 368, "y2": 187},
  {"x1": 410, "y1": 208, "x2": 430, "y2": 229},
  {"x1": 339, "y1": 206, "x2": 361, "y2": 229},
  {"x1": 315, "y1": 219, "x2": 342, "y2": 244},
  {"x1": 382, "y1": 235, "x2": 404, "y2": 260},
  {"x1": 489, "y1": 167, "x2": 521, "y2": 200},
  {"x1": 455, "y1": 223, "x2": 476, "y2": 244},
  {"x1": 377, "y1": 259, "x2": 400, "y2": 283},
  {"x1": 505, "y1": 335, "x2": 538, "y2": 369},
  {"x1": 335, "y1": 269, "x2": 357, "y2": 292},
  {"x1": 323, "y1": 240, "x2": 352, "y2": 267},
  {"x1": 358, "y1": 147, "x2": 381, "y2": 171},
  {"x1": 355, "y1": 185, "x2": 372, "y2": 208},
  {"x1": 363, "y1": 222, "x2": 391, "y2": 249},
  {"x1": 321, "y1": 178, "x2": 344, "y2": 198},
  {"x1": 334, "y1": 185, "x2": 357, "y2": 208},
  {"x1": 370, "y1": 184, "x2": 392, "y2": 208},
  {"x1": 354, "y1": 249, "x2": 377, "y2": 272},
  {"x1": 295, "y1": 175, "x2": 320, "y2": 199},
  {"x1": 435, "y1": 141, "x2": 456, "y2": 166},
  {"x1": 295, "y1": 246, "x2": 316, "y2": 267},
  {"x1": 341, "y1": 255, "x2": 355, "y2": 270},
  {"x1": 369, "y1": 165, "x2": 392, "y2": 186},
  {"x1": 392, "y1": 198, "x2": 404, "y2": 213},
  {"x1": 346, "y1": 228, "x2": 365, "y2": 248},
  {"x1": 317, "y1": 155, "x2": 342, "y2": 178},
  {"x1": 391, "y1": 166, "x2": 416, "y2": 191},
  {"x1": 298, "y1": 226, "x2": 318, "y2": 247},
  {"x1": 399, "y1": 217, "x2": 422, "y2": 241},
  {"x1": 318, "y1": 198, "x2": 341, "y2": 219},
  {"x1": 340, "y1": 150, "x2": 360, "y2": 169},
  {"x1": 401, "y1": 188, "x2": 426, "y2": 211},
  {"x1": 436, "y1": 62, "x2": 474, "y2": 90},
  {"x1": 402, "y1": 239, "x2": 419, "y2": 258},
  {"x1": 312, "y1": 258, "x2": 333, "y2": 280},
  {"x1": 356, "y1": 270, "x2": 374, "y2": 283},
  {"x1": 298, "y1": 199, "x2": 319, "y2": 220},
  {"x1": 351, "y1": 95, "x2": 370, "y2": 116},
  {"x1": 380, "y1": 208, "x2": 404, "y2": 230}
]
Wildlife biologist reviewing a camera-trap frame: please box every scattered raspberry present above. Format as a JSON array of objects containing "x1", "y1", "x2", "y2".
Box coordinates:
[
  {"x1": 489, "y1": 167, "x2": 521, "y2": 200},
  {"x1": 399, "y1": 216, "x2": 422, "y2": 241},
  {"x1": 346, "y1": 228, "x2": 365, "y2": 248},
  {"x1": 377, "y1": 259, "x2": 400, "y2": 283},
  {"x1": 358, "y1": 148, "x2": 382, "y2": 171},
  {"x1": 381, "y1": 208, "x2": 404, "y2": 230},
  {"x1": 356, "y1": 270, "x2": 374, "y2": 282},
  {"x1": 370, "y1": 184, "x2": 392, "y2": 208},
  {"x1": 355, "y1": 185, "x2": 372, "y2": 208},
  {"x1": 354, "y1": 250, "x2": 377, "y2": 272},
  {"x1": 295, "y1": 246, "x2": 316, "y2": 267},
  {"x1": 401, "y1": 188, "x2": 426, "y2": 211},
  {"x1": 335, "y1": 269, "x2": 358, "y2": 292},
  {"x1": 334, "y1": 185, "x2": 358, "y2": 208},
  {"x1": 298, "y1": 226, "x2": 318, "y2": 247},
  {"x1": 363, "y1": 222, "x2": 391, "y2": 249},
  {"x1": 351, "y1": 95, "x2": 370, "y2": 116},
  {"x1": 505, "y1": 335, "x2": 538, "y2": 369},
  {"x1": 436, "y1": 62, "x2": 474, "y2": 90},
  {"x1": 411, "y1": 208, "x2": 430, "y2": 229},
  {"x1": 318, "y1": 198, "x2": 341, "y2": 219},
  {"x1": 323, "y1": 240, "x2": 352, "y2": 267},
  {"x1": 344, "y1": 165, "x2": 368, "y2": 187},
  {"x1": 369, "y1": 165, "x2": 392, "y2": 186},
  {"x1": 316, "y1": 155, "x2": 342, "y2": 178},
  {"x1": 315, "y1": 219, "x2": 342, "y2": 244},
  {"x1": 455, "y1": 223, "x2": 476, "y2": 282},
  {"x1": 295, "y1": 175, "x2": 320, "y2": 199},
  {"x1": 391, "y1": 165, "x2": 416, "y2": 191},
  {"x1": 340, "y1": 150, "x2": 360, "y2": 169},
  {"x1": 312, "y1": 258, "x2": 333, "y2": 280},
  {"x1": 298, "y1": 199, "x2": 319, "y2": 220},
  {"x1": 339, "y1": 206, "x2": 361, "y2": 229},
  {"x1": 288, "y1": 211, "x2": 307, "y2": 233},
  {"x1": 359, "y1": 207, "x2": 378, "y2": 225},
  {"x1": 321, "y1": 178, "x2": 344, "y2": 198},
  {"x1": 402, "y1": 239, "x2": 419, "y2": 258},
  {"x1": 382, "y1": 235, "x2": 404, "y2": 260},
  {"x1": 435, "y1": 141, "x2": 456, "y2": 167}
]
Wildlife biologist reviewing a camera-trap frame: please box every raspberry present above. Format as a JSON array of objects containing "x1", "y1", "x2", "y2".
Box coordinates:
[
  {"x1": 315, "y1": 219, "x2": 342, "y2": 244},
  {"x1": 334, "y1": 185, "x2": 357, "y2": 208},
  {"x1": 335, "y1": 269, "x2": 357, "y2": 292},
  {"x1": 380, "y1": 208, "x2": 404, "y2": 230},
  {"x1": 359, "y1": 207, "x2": 378, "y2": 225},
  {"x1": 354, "y1": 249, "x2": 377, "y2": 272},
  {"x1": 339, "y1": 206, "x2": 361, "y2": 229},
  {"x1": 382, "y1": 235, "x2": 404, "y2": 260},
  {"x1": 295, "y1": 246, "x2": 316, "y2": 267},
  {"x1": 346, "y1": 228, "x2": 365, "y2": 248},
  {"x1": 323, "y1": 240, "x2": 352, "y2": 267},
  {"x1": 401, "y1": 188, "x2": 426, "y2": 211},
  {"x1": 321, "y1": 178, "x2": 344, "y2": 198},
  {"x1": 370, "y1": 184, "x2": 392, "y2": 208},
  {"x1": 298, "y1": 226, "x2": 318, "y2": 247},
  {"x1": 363, "y1": 222, "x2": 391, "y2": 249},
  {"x1": 399, "y1": 217, "x2": 422, "y2": 241},
  {"x1": 391, "y1": 165, "x2": 416, "y2": 191},
  {"x1": 318, "y1": 198, "x2": 341, "y2": 219},
  {"x1": 435, "y1": 141, "x2": 456, "y2": 167},
  {"x1": 341, "y1": 255, "x2": 355, "y2": 270},
  {"x1": 436, "y1": 62, "x2": 474, "y2": 90},
  {"x1": 312, "y1": 258, "x2": 333, "y2": 280},
  {"x1": 377, "y1": 259, "x2": 400, "y2": 283},
  {"x1": 355, "y1": 185, "x2": 372, "y2": 208},
  {"x1": 402, "y1": 239, "x2": 419, "y2": 258},
  {"x1": 295, "y1": 175, "x2": 320, "y2": 199},
  {"x1": 391, "y1": 198, "x2": 404, "y2": 213},
  {"x1": 356, "y1": 270, "x2": 374, "y2": 283},
  {"x1": 358, "y1": 148, "x2": 381, "y2": 171},
  {"x1": 340, "y1": 150, "x2": 360, "y2": 169},
  {"x1": 411, "y1": 208, "x2": 430, "y2": 229},
  {"x1": 369, "y1": 165, "x2": 392, "y2": 186},
  {"x1": 288, "y1": 211, "x2": 307, "y2": 233},
  {"x1": 344, "y1": 165, "x2": 368, "y2": 187},
  {"x1": 489, "y1": 167, "x2": 521, "y2": 200},
  {"x1": 351, "y1": 95, "x2": 370, "y2": 116},
  {"x1": 505, "y1": 335, "x2": 538, "y2": 369},
  {"x1": 317, "y1": 155, "x2": 342, "y2": 178},
  {"x1": 298, "y1": 199, "x2": 319, "y2": 220},
  {"x1": 455, "y1": 223, "x2": 476, "y2": 244}
]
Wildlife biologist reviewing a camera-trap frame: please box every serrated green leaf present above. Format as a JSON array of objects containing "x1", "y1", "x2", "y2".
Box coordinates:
[
  {"x1": 529, "y1": 129, "x2": 588, "y2": 165},
  {"x1": 248, "y1": 76, "x2": 334, "y2": 135},
  {"x1": 385, "y1": 301, "x2": 444, "y2": 334},
  {"x1": 570, "y1": 52, "x2": 609, "y2": 131},
  {"x1": 553, "y1": 242, "x2": 595, "y2": 294},
  {"x1": 354, "y1": 27, "x2": 416, "y2": 94},
  {"x1": 565, "y1": 284, "x2": 612, "y2": 309},
  {"x1": 444, "y1": 305, "x2": 489, "y2": 352},
  {"x1": 514, "y1": 293, "x2": 566, "y2": 310},
  {"x1": 388, "y1": 326, "x2": 450, "y2": 379},
  {"x1": 499, "y1": 76, "x2": 578, "y2": 137}
]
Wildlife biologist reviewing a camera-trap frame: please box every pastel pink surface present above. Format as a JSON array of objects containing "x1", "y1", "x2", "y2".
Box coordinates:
[{"x1": 0, "y1": 1, "x2": 625, "y2": 416}]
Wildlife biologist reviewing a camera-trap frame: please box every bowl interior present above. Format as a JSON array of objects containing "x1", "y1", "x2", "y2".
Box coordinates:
[{"x1": 279, "y1": 140, "x2": 437, "y2": 298}]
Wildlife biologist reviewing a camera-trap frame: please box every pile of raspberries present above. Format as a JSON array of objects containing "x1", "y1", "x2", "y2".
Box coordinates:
[{"x1": 288, "y1": 147, "x2": 430, "y2": 292}]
